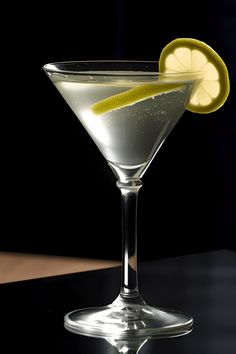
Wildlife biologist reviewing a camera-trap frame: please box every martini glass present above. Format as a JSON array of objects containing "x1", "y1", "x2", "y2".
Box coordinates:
[{"x1": 43, "y1": 61, "x2": 198, "y2": 339}]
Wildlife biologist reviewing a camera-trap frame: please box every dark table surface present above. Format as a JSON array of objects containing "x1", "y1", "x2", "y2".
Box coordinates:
[{"x1": 0, "y1": 250, "x2": 236, "y2": 354}]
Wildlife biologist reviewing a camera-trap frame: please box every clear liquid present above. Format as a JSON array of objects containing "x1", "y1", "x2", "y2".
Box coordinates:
[{"x1": 51, "y1": 73, "x2": 192, "y2": 178}]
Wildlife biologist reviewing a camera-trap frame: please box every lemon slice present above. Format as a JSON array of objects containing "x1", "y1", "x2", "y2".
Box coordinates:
[
  {"x1": 91, "y1": 83, "x2": 184, "y2": 115},
  {"x1": 159, "y1": 38, "x2": 230, "y2": 113}
]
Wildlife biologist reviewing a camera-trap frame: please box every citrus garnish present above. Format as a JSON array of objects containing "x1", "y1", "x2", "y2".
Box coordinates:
[
  {"x1": 159, "y1": 38, "x2": 230, "y2": 113},
  {"x1": 91, "y1": 83, "x2": 184, "y2": 115}
]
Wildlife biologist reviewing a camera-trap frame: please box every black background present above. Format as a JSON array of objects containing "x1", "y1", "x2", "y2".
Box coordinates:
[{"x1": 1, "y1": 0, "x2": 236, "y2": 260}]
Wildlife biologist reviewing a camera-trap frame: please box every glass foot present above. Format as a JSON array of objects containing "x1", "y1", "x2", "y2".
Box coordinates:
[{"x1": 64, "y1": 298, "x2": 193, "y2": 339}]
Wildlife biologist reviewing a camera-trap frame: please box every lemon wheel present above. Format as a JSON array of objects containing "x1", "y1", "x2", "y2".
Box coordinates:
[{"x1": 159, "y1": 38, "x2": 230, "y2": 114}]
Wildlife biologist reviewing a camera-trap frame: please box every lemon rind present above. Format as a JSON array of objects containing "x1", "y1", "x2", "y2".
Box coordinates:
[{"x1": 91, "y1": 83, "x2": 184, "y2": 115}]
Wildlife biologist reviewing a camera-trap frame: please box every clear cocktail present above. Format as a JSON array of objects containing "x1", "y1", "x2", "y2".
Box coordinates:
[{"x1": 49, "y1": 65, "x2": 194, "y2": 180}]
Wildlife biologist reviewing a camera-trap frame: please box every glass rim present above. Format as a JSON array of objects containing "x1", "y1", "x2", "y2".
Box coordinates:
[{"x1": 43, "y1": 60, "x2": 202, "y2": 78}]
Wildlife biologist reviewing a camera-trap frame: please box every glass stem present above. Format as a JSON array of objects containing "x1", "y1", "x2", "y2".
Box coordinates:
[{"x1": 116, "y1": 179, "x2": 145, "y2": 304}]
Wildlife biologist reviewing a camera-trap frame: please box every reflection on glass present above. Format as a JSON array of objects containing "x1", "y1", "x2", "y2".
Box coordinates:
[{"x1": 107, "y1": 337, "x2": 148, "y2": 354}]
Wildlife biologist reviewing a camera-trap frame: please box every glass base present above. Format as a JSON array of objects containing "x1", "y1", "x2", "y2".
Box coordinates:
[{"x1": 64, "y1": 297, "x2": 193, "y2": 339}]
